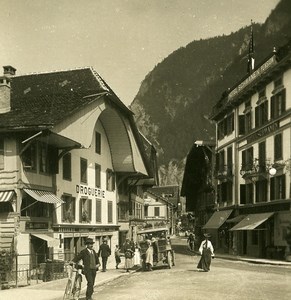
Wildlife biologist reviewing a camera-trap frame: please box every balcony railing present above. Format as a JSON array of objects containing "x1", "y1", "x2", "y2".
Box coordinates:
[{"x1": 216, "y1": 165, "x2": 233, "y2": 181}]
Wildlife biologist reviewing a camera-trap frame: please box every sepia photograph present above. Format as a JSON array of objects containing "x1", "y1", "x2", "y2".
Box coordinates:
[{"x1": 0, "y1": 1, "x2": 291, "y2": 299}]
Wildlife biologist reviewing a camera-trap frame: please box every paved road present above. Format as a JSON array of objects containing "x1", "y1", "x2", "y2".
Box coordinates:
[{"x1": 83, "y1": 238, "x2": 291, "y2": 300}]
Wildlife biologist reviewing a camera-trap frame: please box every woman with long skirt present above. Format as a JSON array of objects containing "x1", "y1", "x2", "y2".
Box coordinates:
[{"x1": 197, "y1": 233, "x2": 215, "y2": 272}]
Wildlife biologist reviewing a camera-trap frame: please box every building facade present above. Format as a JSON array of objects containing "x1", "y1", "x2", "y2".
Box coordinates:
[
  {"x1": 209, "y1": 41, "x2": 291, "y2": 259},
  {"x1": 0, "y1": 66, "x2": 153, "y2": 268}
]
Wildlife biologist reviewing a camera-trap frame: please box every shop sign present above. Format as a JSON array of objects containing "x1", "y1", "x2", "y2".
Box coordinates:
[
  {"x1": 228, "y1": 55, "x2": 277, "y2": 100},
  {"x1": 247, "y1": 121, "x2": 279, "y2": 143},
  {"x1": 76, "y1": 184, "x2": 105, "y2": 198}
]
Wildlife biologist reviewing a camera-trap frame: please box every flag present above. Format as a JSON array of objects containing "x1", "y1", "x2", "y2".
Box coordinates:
[{"x1": 247, "y1": 22, "x2": 255, "y2": 74}]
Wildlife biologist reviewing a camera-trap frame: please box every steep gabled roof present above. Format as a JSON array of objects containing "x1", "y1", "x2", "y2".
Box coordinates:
[
  {"x1": 147, "y1": 185, "x2": 180, "y2": 206},
  {"x1": 0, "y1": 67, "x2": 131, "y2": 131}
]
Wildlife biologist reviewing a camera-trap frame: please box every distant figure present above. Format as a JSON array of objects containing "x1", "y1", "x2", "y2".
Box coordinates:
[
  {"x1": 145, "y1": 239, "x2": 153, "y2": 271},
  {"x1": 187, "y1": 232, "x2": 196, "y2": 251},
  {"x1": 197, "y1": 233, "x2": 215, "y2": 272},
  {"x1": 133, "y1": 242, "x2": 141, "y2": 266},
  {"x1": 114, "y1": 245, "x2": 121, "y2": 269},
  {"x1": 123, "y1": 238, "x2": 134, "y2": 272},
  {"x1": 98, "y1": 239, "x2": 111, "y2": 272}
]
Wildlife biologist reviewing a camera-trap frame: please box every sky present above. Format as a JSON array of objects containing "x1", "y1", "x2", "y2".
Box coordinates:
[{"x1": 0, "y1": 0, "x2": 280, "y2": 106}]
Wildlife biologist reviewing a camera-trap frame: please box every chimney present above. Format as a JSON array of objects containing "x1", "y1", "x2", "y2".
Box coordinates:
[{"x1": 0, "y1": 65, "x2": 16, "y2": 114}]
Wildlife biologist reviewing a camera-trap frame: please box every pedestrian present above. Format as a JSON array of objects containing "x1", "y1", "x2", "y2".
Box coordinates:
[
  {"x1": 133, "y1": 242, "x2": 141, "y2": 266},
  {"x1": 187, "y1": 232, "x2": 195, "y2": 252},
  {"x1": 123, "y1": 238, "x2": 134, "y2": 272},
  {"x1": 145, "y1": 239, "x2": 153, "y2": 271},
  {"x1": 98, "y1": 239, "x2": 111, "y2": 272},
  {"x1": 114, "y1": 245, "x2": 121, "y2": 269},
  {"x1": 72, "y1": 237, "x2": 100, "y2": 300},
  {"x1": 197, "y1": 233, "x2": 215, "y2": 272}
]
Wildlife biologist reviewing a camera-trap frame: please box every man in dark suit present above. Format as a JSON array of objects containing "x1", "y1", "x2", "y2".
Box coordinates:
[
  {"x1": 73, "y1": 237, "x2": 100, "y2": 300},
  {"x1": 98, "y1": 239, "x2": 111, "y2": 272}
]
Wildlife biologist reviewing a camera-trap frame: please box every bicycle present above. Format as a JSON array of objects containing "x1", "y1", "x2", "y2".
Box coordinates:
[{"x1": 63, "y1": 263, "x2": 83, "y2": 300}]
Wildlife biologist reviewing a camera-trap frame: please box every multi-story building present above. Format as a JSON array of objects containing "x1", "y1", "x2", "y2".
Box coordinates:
[
  {"x1": 0, "y1": 66, "x2": 154, "y2": 268},
  {"x1": 209, "y1": 40, "x2": 291, "y2": 259}
]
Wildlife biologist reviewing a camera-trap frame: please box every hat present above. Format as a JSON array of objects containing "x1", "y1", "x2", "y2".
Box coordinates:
[
  {"x1": 85, "y1": 238, "x2": 95, "y2": 244},
  {"x1": 204, "y1": 233, "x2": 211, "y2": 238}
]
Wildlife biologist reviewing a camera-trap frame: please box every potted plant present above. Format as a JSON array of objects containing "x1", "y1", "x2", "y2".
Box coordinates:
[{"x1": 284, "y1": 223, "x2": 291, "y2": 261}]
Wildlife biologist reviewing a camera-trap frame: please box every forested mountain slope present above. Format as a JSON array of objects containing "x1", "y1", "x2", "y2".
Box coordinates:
[{"x1": 130, "y1": 0, "x2": 291, "y2": 186}]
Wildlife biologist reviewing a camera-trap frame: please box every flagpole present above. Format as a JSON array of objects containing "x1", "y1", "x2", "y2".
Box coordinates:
[{"x1": 247, "y1": 20, "x2": 255, "y2": 74}]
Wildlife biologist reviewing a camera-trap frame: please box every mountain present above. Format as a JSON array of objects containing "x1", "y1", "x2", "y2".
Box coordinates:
[{"x1": 130, "y1": 0, "x2": 291, "y2": 186}]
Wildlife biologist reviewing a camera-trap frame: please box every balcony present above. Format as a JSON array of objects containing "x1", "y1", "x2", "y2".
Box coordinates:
[
  {"x1": 240, "y1": 161, "x2": 267, "y2": 181},
  {"x1": 216, "y1": 165, "x2": 233, "y2": 182},
  {"x1": 0, "y1": 169, "x2": 20, "y2": 188}
]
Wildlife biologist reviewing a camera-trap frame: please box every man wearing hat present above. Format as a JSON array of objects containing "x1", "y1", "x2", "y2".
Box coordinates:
[
  {"x1": 73, "y1": 237, "x2": 100, "y2": 300},
  {"x1": 98, "y1": 239, "x2": 111, "y2": 272}
]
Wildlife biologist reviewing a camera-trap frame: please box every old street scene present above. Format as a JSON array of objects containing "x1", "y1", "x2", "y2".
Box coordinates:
[{"x1": 0, "y1": 1, "x2": 291, "y2": 300}]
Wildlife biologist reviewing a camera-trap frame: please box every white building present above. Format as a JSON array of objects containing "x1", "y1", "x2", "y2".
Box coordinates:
[
  {"x1": 0, "y1": 66, "x2": 152, "y2": 268},
  {"x1": 209, "y1": 41, "x2": 291, "y2": 259}
]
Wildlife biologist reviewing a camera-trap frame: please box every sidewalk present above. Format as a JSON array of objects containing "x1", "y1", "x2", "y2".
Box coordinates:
[
  {"x1": 215, "y1": 253, "x2": 291, "y2": 267},
  {"x1": 1, "y1": 253, "x2": 291, "y2": 300},
  {"x1": 0, "y1": 267, "x2": 139, "y2": 300}
]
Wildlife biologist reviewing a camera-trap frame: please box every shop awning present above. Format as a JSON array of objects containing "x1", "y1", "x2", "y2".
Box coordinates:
[
  {"x1": 203, "y1": 210, "x2": 233, "y2": 229},
  {"x1": 225, "y1": 215, "x2": 246, "y2": 223},
  {"x1": 229, "y1": 212, "x2": 274, "y2": 231},
  {"x1": 0, "y1": 190, "x2": 14, "y2": 202},
  {"x1": 31, "y1": 233, "x2": 59, "y2": 247},
  {"x1": 24, "y1": 189, "x2": 64, "y2": 204}
]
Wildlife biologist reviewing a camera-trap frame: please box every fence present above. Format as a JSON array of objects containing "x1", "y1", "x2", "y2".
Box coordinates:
[{"x1": 0, "y1": 252, "x2": 73, "y2": 289}]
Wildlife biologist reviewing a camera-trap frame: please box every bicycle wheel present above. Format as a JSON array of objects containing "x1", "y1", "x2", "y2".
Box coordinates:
[
  {"x1": 63, "y1": 279, "x2": 72, "y2": 300},
  {"x1": 72, "y1": 274, "x2": 82, "y2": 300}
]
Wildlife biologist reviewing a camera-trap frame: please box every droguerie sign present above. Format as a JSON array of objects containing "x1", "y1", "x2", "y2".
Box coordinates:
[{"x1": 76, "y1": 184, "x2": 105, "y2": 198}]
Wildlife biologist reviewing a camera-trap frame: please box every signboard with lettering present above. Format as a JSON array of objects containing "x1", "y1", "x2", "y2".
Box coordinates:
[
  {"x1": 76, "y1": 184, "x2": 105, "y2": 198},
  {"x1": 247, "y1": 122, "x2": 279, "y2": 143},
  {"x1": 228, "y1": 55, "x2": 277, "y2": 101}
]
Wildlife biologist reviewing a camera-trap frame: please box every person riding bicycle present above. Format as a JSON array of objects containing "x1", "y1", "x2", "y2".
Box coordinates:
[
  {"x1": 187, "y1": 232, "x2": 195, "y2": 251},
  {"x1": 72, "y1": 237, "x2": 100, "y2": 300}
]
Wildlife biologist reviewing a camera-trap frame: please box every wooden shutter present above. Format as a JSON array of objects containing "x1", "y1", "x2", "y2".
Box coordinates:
[{"x1": 239, "y1": 115, "x2": 245, "y2": 135}]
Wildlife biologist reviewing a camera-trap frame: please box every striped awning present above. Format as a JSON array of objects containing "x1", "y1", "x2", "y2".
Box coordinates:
[
  {"x1": 24, "y1": 189, "x2": 64, "y2": 204},
  {"x1": 0, "y1": 190, "x2": 14, "y2": 202},
  {"x1": 31, "y1": 233, "x2": 59, "y2": 247}
]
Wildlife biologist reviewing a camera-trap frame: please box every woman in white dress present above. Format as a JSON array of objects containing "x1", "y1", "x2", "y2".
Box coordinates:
[{"x1": 133, "y1": 242, "x2": 141, "y2": 266}]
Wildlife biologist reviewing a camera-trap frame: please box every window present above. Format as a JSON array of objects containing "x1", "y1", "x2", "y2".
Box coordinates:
[
  {"x1": 255, "y1": 101, "x2": 268, "y2": 127},
  {"x1": 245, "y1": 111, "x2": 252, "y2": 133},
  {"x1": 270, "y1": 175, "x2": 286, "y2": 200},
  {"x1": 63, "y1": 153, "x2": 72, "y2": 181},
  {"x1": 108, "y1": 201, "x2": 113, "y2": 223},
  {"x1": 241, "y1": 147, "x2": 253, "y2": 171},
  {"x1": 274, "y1": 134, "x2": 282, "y2": 161},
  {"x1": 95, "y1": 132, "x2": 101, "y2": 154},
  {"x1": 218, "y1": 182, "x2": 232, "y2": 203},
  {"x1": 0, "y1": 139, "x2": 4, "y2": 170},
  {"x1": 227, "y1": 146, "x2": 233, "y2": 176},
  {"x1": 240, "y1": 183, "x2": 253, "y2": 205},
  {"x1": 154, "y1": 207, "x2": 160, "y2": 217},
  {"x1": 226, "y1": 113, "x2": 234, "y2": 135},
  {"x1": 271, "y1": 89, "x2": 286, "y2": 119},
  {"x1": 80, "y1": 158, "x2": 88, "y2": 184},
  {"x1": 217, "y1": 114, "x2": 234, "y2": 140},
  {"x1": 106, "y1": 169, "x2": 115, "y2": 191},
  {"x1": 39, "y1": 143, "x2": 49, "y2": 173},
  {"x1": 258, "y1": 141, "x2": 266, "y2": 173},
  {"x1": 22, "y1": 142, "x2": 37, "y2": 171},
  {"x1": 62, "y1": 195, "x2": 75, "y2": 222},
  {"x1": 218, "y1": 150, "x2": 225, "y2": 173},
  {"x1": 255, "y1": 179, "x2": 267, "y2": 203},
  {"x1": 96, "y1": 199, "x2": 102, "y2": 222},
  {"x1": 144, "y1": 205, "x2": 148, "y2": 217},
  {"x1": 95, "y1": 163, "x2": 101, "y2": 188},
  {"x1": 80, "y1": 198, "x2": 92, "y2": 223}
]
